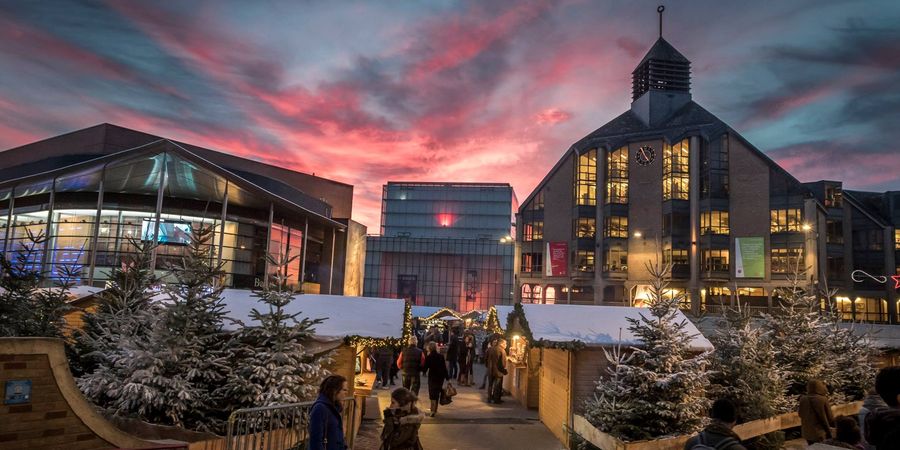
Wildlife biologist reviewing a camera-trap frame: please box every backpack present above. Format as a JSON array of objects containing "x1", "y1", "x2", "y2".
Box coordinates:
[{"x1": 690, "y1": 432, "x2": 738, "y2": 450}]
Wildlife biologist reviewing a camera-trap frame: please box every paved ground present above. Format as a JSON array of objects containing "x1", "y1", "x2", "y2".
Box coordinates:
[{"x1": 356, "y1": 364, "x2": 563, "y2": 450}]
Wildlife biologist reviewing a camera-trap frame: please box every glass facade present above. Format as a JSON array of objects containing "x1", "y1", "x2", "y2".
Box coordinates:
[
  {"x1": 606, "y1": 147, "x2": 628, "y2": 205},
  {"x1": 0, "y1": 145, "x2": 339, "y2": 292},
  {"x1": 663, "y1": 139, "x2": 690, "y2": 201},
  {"x1": 575, "y1": 149, "x2": 597, "y2": 206}
]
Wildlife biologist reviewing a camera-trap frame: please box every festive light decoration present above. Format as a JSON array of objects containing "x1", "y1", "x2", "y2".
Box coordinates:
[
  {"x1": 497, "y1": 303, "x2": 587, "y2": 352},
  {"x1": 343, "y1": 301, "x2": 414, "y2": 349},
  {"x1": 422, "y1": 307, "x2": 463, "y2": 321}
]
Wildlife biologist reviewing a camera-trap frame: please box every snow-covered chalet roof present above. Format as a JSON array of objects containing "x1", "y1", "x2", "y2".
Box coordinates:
[
  {"x1": 494, "y1": 304, "x2": 713, "y2": 351},
  {"x1": 218, "y1": 289, "x2": 405, "y2": 340},
  {"x1": 411, "y1": 306, "x2": 443, "y2": 319}
]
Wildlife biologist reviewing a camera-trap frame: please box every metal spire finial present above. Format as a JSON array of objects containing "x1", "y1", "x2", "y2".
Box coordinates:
[{"x1": 657, "y1": 5, "x2": 665, "y2": 38}]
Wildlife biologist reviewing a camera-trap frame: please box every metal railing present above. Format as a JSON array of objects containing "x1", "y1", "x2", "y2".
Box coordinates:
[{"x1": 225, "y1": 397, "x2": 358, "y2": 450}]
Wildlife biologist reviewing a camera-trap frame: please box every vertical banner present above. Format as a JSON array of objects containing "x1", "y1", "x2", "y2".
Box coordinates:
[
  {"x1": 735, "y1": 237, "x2": 764, "y2": 278},
  {"x1": 546, "y1": 242, "x2": 569, "y2": 277}
]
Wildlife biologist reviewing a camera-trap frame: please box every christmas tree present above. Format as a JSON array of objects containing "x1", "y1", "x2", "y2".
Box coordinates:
[
  {"x1": 217, "y1": 252, "x2": 330, "y2": 409},
  {"x1": 583, "y1": 258, "x2": 709, "y2": 441}
]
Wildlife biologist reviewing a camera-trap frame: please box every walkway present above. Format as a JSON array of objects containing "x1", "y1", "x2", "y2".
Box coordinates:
[{"x1": 356, "y1": 365, "x2": 563, "y2": 450}]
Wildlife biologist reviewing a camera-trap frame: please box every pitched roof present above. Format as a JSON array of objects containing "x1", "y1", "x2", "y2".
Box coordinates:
[{"x1": 635, "y1": 37, "x2": 691, "y2": 67}]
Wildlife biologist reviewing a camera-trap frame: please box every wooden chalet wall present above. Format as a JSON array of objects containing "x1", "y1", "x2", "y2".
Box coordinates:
[
  {"x1": 539, "y1": 348, "x2": 572, "y2": 445},
  {"x1": 571, "y1": 348, "x2": 609, "y2": 415}
]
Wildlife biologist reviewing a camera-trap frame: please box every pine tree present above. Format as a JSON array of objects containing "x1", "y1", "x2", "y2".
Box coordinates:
[
  {"x1": 217, "y1": 252, "x2": 330, "y2": 410},
  {"x1": 818, "y1": 288, "x2": 879, "y2": 402},
  {"x1": 584, "y1": 259, "x2": 709, "y2": 441},
  {"x1": 0, "y1": 228, "x2": 74, "y2": 338}
]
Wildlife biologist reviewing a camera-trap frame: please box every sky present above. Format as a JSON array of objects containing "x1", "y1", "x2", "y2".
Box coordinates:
[{"x1": 1, "y1": 0, "x2": 899, "y2": 230}]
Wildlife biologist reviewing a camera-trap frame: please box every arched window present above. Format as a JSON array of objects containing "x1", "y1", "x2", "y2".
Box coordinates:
[
  {"x1": 521, "y1": 284, "x2": 532, "y2": 303},
  {"x1": 533, "y1": 285, "x2": 543, "y2": 304},
  {"x1": 545, "y1": 287, "x2": 556, "y2": 305}
]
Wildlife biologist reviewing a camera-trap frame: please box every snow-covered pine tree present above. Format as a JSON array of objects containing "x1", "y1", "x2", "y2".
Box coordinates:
[
  {"x1": 584, "y1": 258, "x2": 709, "y2": 441},
  {"x1": 80, "y1": 225, "x2": 231, "y2": 432},
  {"x1": 217, "y1": 251, "x2": 330, "y2": 410},
  {"x1": 708, "y1": 299, "x2": 787, "y2": 449},
  {"x1": 74, "y1": 238, "x2": 158, "y2": 390},
  {"x1": 760, "y1": 268, "x2": 834, "y2": 400},
  {"x1": 818, "y1": 287, "x2": 878, "y2": 402}
]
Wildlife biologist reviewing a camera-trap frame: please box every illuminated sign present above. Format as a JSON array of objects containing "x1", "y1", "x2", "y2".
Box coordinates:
[
  {"x1": 852, "y1": 270, "x2": 900, "y2": 289},
  {"x1": 735, "y1": 237, "x2": 764, "y2": 278},
  {"x1": 546, "y1": 242, "x2": 568, "y2": 277}
]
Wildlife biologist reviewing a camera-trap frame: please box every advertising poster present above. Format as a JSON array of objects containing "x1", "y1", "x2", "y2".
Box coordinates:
[
  {"x1": 735, "y1": 237, "x2": 765, "y2": 278},
  {"x1": 546, "y1": 242, "x2": 569, "y2": 277}
]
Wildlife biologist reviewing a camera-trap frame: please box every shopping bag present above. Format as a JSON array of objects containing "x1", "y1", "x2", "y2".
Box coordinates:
[{"x1": 444, "y1": 382, "x2": 458, "y2": 398}]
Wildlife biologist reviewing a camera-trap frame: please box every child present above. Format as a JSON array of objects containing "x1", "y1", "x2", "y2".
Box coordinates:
[{"x1": 380, "y1": 387, "x2": 424, "y2": 450}]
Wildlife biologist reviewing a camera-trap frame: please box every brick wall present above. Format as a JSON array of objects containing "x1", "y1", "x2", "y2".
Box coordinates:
[{"x1": 0, "y1": 353, "x2": 112, "y2": 450}]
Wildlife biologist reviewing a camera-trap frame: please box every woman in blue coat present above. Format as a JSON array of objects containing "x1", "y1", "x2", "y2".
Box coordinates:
[{"x1": 308, "y1": 375, "x2": 348, "y2": 450}]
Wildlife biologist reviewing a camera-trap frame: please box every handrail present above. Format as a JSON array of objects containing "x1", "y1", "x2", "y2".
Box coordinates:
[{"x1": 225, "y1": 397, "x2": 357, "y2": 450}]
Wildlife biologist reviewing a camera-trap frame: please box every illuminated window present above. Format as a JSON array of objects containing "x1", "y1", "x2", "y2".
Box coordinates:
[
  {"x1": 853, "y1": 297, "x2": 888, "y2": 323},
  {"x1": 521, "y1": 252, "x2": 543, "y2": 273},
  {"x1": 700, "y1": 211, "x2": 729, "y2": 235},
  {"x1": 544, "y1": 287, "x2": 556, "y2": 305},
  {"x1": 604, "y1": 248, "x2": 627, "y2": 272},
  {"x1": 736, "y1": 287, "x2": 764, "y2": 297},
  {"x1": 701, "y1": 249, "x2": 729, "y2": 272},
  {"x1": 824, "y1": 185, "x2": 843, "y2": 208},
  {"x1": 895, "y1": 229, "x2": 900, "y2": 250},
  {"x1": 574, "y1": 217, "x2": 596, "y2": 239},
  {"x1": 575, "y1": 250, "x2": 595, "y2": 273},
  {"x1": 834, "y1": 296, "x2": 853, "y2": 321},
  {"x1": 663, "y1": 139, "x2": 690, "y2": 201},
  {"x1": 771, "y1": 247, "x2": 803, "y2": 274},
  {"x1": 605, "y1": 215, "x2": 628, "y2": 238},
  {"x1": 606, "y1": 146, "x2": 628, "y2": 204},
  {"x1": 533, "y1": 285, "x2": 543, "y2": 303},
  {"x1": 575, "y1": 149, "x2": 597, "y2": 206},
  {"x1": 770, "y1": 209, "x2": 802, "y2": 233},
  {"x1": 523, "y1": 221, "x2": 543, "y2": 241},
  {"x1": 521, "y1": 284, "x2": 533, "y2": 303},
  {"x1": 663, "y1": 248, "x2": 689, "y2": 269}
]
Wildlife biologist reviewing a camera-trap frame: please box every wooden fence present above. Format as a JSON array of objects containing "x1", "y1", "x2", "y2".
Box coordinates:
[{"x1": 573, "y1": 402, "x2": 862, "y2": 450}]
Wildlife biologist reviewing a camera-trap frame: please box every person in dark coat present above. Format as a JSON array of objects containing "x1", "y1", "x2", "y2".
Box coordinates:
[
  {"x1": 397, "y1": 336, "x2": 425, "y2": 396},
  {"x1": 487, "y1": 338, "x2": 507, "y2": 404},
  {"x1": 866, "y1": 366, "x2": 900, "y2": 450},
  {"x1": 380, "y1": 387, "x2": 424, "y2": 450},
  {"x1": 446, "y1": 329, "x2": 460, "y2": 380},
  {"x1": 375, "y1": 345, "x2": 395, "y2": 390},
  {"x1": 823, "y1": 416, "x2": 865, "y2": 449},
  {"x1": 308, "y1": 375, "x2": 348, "y2": 450},
  {"x1": 422, "y1": 341, "x2": 450, "y2": 417},
  {"x1": 799, "y1": 379, "x2": 836, "y2": 444},
  {"x1": 479, "y1": 334, "x2": 496, "y2": 389},
  {"x1": 458, "y1": 333, "x2": 475, "y2": 386},
  {"x1": 683, "y1": 398, "x2": 746, "y2": 450}
]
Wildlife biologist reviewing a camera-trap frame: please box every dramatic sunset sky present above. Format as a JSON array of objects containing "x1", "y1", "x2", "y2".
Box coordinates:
[{"x1": 1, "y1": 1, "x2": 899, "y2": 230}]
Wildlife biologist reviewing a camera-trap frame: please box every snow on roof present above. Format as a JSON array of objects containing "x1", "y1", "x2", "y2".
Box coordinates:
[
  {"x1": 495, "y1": 304, "x2": 713, "y2": 351},
  {"x1": 218, "y1": 289, "x2": 405, "y2": 340},
  {"x1": 411, "y1": 306, "x2": 443, "y2": 319}
]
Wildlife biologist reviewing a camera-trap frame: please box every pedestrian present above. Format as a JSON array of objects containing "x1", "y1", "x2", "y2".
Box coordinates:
[
  {"x1": 397, "y1": 336, "x2": 425, "y2": 396},
  {"x1": 390, "y1": 347, "x2": 400, "y2": 386},
  {"x1": 859, "y1": 388, "x2": 887, "y2": 450},
  {"x1": 380, "y1": 387, "x2": 424, "y2": 450},
  {"x1": 479, "y1": 335, "x2": 497, "y2": 390},
  {"x1": 487, "y1": 338, "x2": 507, "y2": 404},
  {"x1": 683, "y1": 398, "x2": 746, "y2": 450},
  {"x1": 865, "y1": 366, "x2": 900, "y2": 450},
  {"x1": 424, "y1": 326, "x2": 442, "y2": 345},
  {"x1": 375, "y1": 345, "x2": 394, "y2": 390},
  {"x1": 446, "y1": 329, "x2": 460, "y2": 380},
  {"x1": 423, "y1": 341, "x2": 450, "y2": 417},
  {"x1": 798, "y1": 379, "x2": 836, "y2": 445},
  {"x1": 823, "y1": 416, "x2": 865, "y2": 449},
  {"x1": 308, "y1": 374, "x2": 349, "y2": 450},
  {"x1": 458, "y1": 333, "x2": 475, "y2": 386}
]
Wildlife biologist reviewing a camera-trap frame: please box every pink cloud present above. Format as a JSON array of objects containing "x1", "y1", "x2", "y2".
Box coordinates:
[{"x1": 535, "y1": 108, "x2": 573, "y2": 125}]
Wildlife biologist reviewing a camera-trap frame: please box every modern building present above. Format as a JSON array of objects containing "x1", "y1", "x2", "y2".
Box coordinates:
[
  {"x1": 0, "y1": 124, "x2": 366, "y2": 295},
  {"x1": 364, "y1": 182, "x2": 517, "y2": 312},
  {"x1": 516, "y1": 36, "x2": 899, "y2": 324}
]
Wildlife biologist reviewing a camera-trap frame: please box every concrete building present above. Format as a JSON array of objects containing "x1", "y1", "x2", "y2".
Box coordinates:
[
  {"x1": 517, "y1": 37, "x2": 899, "y2": 324},
  {"x1": 0, "y1": 124, "x2": 366, "y2": 295},
  {"x1": 364, "y1": 182, "x2": 517, "y2": 312}
]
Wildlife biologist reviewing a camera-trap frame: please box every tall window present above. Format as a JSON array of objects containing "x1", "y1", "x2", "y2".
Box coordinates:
[
  {"x1": 701, "y1": 249, "x2": 729, "y2": 272},
  {"x1": 575, "y1": 250, "x2": 595, "y2": 273},
  {"x1": 521, "y1": 252, "x2": 543, "y2": 273},
  {"x1": 700, "y1": 135, "x2": 729, "y2": 199},
  {"x1": 521, "y1": 284, "x2": 533, "y2": 303},
  {"x1": 526, "y1": 191, "x2": 544, "y2": 211},
  {"x1": 605, "y1": 215, "x2": 628, "y2": 238},
  {"x1": 663, "y1": 139, "x2": 690, "y2": 201},
  {"x1": 523, "y1": 221, "x2": 543, "y2": 241},
  {"x1": 544, "y1": 286, "x2": 556, "y2": 305},
  {"x1": 575, "y1": 149, "x2": 597, "y2": 206},
  {"x1": 770, "y1": 209, "x2": 801, "y2": 233},
  {"x1": 700, "y1": 210, "x2": 729, "y2": 235},
  {"x1": 574, "y1": 217, "x2": 596, "y2": 239},
  {"x1": 895, "y1": 229, "x2": 900, "y2": 250},
  {"x1": 604, "y1": 248, "x2": 627, "y2": 272},
  {"x1": 826, "y1": 220, "x2": 844, "y2": 244},
  {"x1": 771, "y1": 247, "x2": 803, "y2": 274},
  {"x1": 606, "y1": 146, "x2": 628, "y2": 204}
]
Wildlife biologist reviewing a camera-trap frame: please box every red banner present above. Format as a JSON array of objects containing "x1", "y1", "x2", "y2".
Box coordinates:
[{"x1": 546, "y1": 242, "x2": 568, "y2": 277}]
